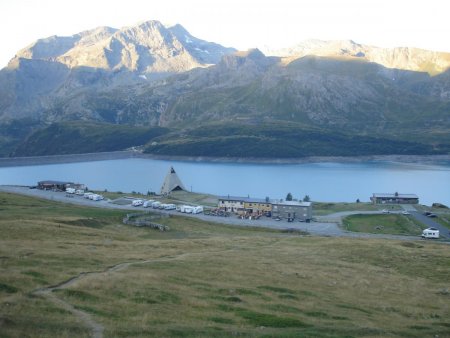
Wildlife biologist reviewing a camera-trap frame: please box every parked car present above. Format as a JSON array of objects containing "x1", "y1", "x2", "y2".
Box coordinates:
[
  {"x1": 382, "y1": 209, "x2": 390, "y2": 214},
  {"x1": 402, "y1": 211, "x2": 410, "y2": 215},
  {"x1": 427, "y1": 213, "x2": 437, "y2": 218}
]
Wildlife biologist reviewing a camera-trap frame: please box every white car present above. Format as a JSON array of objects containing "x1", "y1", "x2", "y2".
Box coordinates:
[
  {"x1": 382, "y1": 209, "x2": 390, "y2": 214},
  {"x1": 402, "y1": 211, "x2": 410, "y2": 215}
]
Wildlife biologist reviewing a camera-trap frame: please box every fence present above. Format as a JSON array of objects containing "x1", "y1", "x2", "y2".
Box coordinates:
[{"x1": 122, "y1": 212, "x2": 170, "y2": 231}]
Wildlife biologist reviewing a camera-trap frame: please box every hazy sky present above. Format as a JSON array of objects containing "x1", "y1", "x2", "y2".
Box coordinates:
[{"x1": 0, "y1": 0, "x2": 448, "y2": 68}]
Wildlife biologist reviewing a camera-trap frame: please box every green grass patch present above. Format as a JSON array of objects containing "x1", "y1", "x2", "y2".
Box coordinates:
[
  {"x1": 22, "y1": 271, "x2": 46, "y2": 278},
  {"x1": 336, "y1": 304, "x2": 372, "y2": 315},
  {"x1": 208, "y1": 316, "x2": 235, "y2": 324},
  {"x1": 58, "y1": 289, "x2": 100, "y2": 302},
  {"x1": 257, "y1": 285, "x2": 296, "y2": 294},
  {"x1": 0, "y1": 282, "x2": 19, "y2": 293},
  {"x1": 313, "y1": 202, "x2": 383, "y2": 215},
  {"x1": 234, "y1": 308, "x2": 310, "y2": 328},
  {"x1": 266, "y1": 304, "x2": 303, "y2": 314},
  {"x1": 343, "y1": 214, "x2": 424, "y2": 235}
]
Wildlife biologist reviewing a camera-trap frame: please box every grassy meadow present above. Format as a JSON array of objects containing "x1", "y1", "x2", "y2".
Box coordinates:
[
  {"x1": 343, "y1": 214, "x2": 425, "y2": 236},
  {"x1": 312, "y1": 202, "x2": 390, "y2": 216},
  {"x1": 1, "y1": 192, "x2": 449, "y2": 337}
]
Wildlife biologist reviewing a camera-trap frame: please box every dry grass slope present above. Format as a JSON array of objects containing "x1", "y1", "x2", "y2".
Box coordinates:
[{"x1": 0, "y1": 192, "x2": 449, "y2": 337}]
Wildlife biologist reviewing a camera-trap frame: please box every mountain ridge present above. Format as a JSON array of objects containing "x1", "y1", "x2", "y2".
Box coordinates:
[
  {"x1": 264, "y1": 39, "x2": 450, "y2": 75},
  {"x1": 0, "y1": 19, "x2": 449, "y2": 158}
]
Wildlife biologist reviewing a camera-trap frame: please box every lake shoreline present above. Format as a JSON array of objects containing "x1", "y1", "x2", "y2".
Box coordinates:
[{"x1": 0, "y1": 151, "x2": 450, "y2": 167}]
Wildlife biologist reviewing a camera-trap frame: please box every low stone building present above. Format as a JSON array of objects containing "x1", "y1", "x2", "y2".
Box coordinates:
[
  {"x1": 243, "y1": 198, "x2": 272, "y2": 216},
  {"x1": 371, "y1": 193, "x2": 419, "y2": 204},
  {"x1": 271, "y1": 200, "x2": 312, "y2": 222},
  {"x1": 218, "y1": 196, "x2": 272, "y2": 216},
  {"x1": 37, "y1": 180, "x2": 73, "y2": 191},
  {"x1": 218, "y1": 196, "x2": 245, "y2": 213}
]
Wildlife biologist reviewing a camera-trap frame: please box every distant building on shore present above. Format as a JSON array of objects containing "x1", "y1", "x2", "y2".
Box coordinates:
[
  {"x1": 271, "y1": 200, "x2": 312, "y2": 222},
  {"x1": 218, "y1": 196, "x2": 271, "y2": 215},
  {"x1": 37, "y1": 180, "x2": 73, "y2": 191},
  {"x1": 371, "y1": 192, "x2": 419, "y2": 204},
  {"x1": 218, "y1": 196, "x2": 312, "y2": 221},
  {"x1": 37, "y1": 180, "x2": 86, "y2": 191}
]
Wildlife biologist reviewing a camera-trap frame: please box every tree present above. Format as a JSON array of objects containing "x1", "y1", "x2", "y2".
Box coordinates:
[
  {"x1": 286, "y1": 193, "x2": 293, "y2": 201},
  {"x1": 303, "y1": 195, "x2": 310, "y2": 202},
  {"x1": 356, "y1": 198, "x2": 360, "y2": 203}
]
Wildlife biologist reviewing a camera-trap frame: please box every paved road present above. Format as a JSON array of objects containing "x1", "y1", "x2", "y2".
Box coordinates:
[
  {"x1": 410, "y1": 211, "x2": 449, "y2": 239},
  {"x1": 398, "y1": 204, "x2": 450, "y2": 239},
  {"x1": 0, "y1": 185, "x2": 443, "y2": 242}
]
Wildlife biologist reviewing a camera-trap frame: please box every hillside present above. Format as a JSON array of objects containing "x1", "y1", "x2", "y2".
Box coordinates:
[
  {"x1": 12, "y1": 122, "x2": 168, "y2": 156},
  {"x1": 1, "y1": 192, "x2": 450, "y2": 337},
  {"x1": 144, "y1": 122, "x2": 445, "y2": 158},
  {"x1": 0, "y1": 19, "x2": 449, "y2": 158}
]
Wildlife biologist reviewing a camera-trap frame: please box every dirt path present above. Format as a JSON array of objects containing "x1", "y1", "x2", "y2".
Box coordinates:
[{"x1": 30, "y1": 251, "x2": 226, "y2": 338}]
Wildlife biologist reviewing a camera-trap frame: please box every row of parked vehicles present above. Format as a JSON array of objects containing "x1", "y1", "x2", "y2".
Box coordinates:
[
  {"x1": 131, "y1": 199, "x2": 204, "y2": 214},
  {"x1": 65, "y1": 188, "x2": 104, "y2": 201}
]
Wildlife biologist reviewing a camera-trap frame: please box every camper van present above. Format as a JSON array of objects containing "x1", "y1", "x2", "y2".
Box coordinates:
[
  {"x1": 152, "y1": 201, "x2": 161, "y2": 209},
  {"x1": 66, "y1": 188, "x2": 76, "y2": 194},
  {"x1": 192, "y1": 206, "x2": 204, "y2": 214},
  {"x1": 83, "y1": 192, "x2": 94, "y2": 199},
  {"x1": 180, "y1": 205, "x2": 194, "y2": 213},
  {"x1": 164, "y1": 204, "x2": 176, "y2": 210},
  {"x1": 132, "y1": 199, "x2": 143, "y2": 207},
  {"x1": 422, "y1": 228, "x2": 439, "y2": 239},
  {"x1": 75, "y1": 189, "x2": 85, "y2": 195},
  {"x1": 143, "y1": 200, "x2": 155, "y2": 208},
  {"x1": 90, "y1": 194, "x2": 102, "y2": 201}
]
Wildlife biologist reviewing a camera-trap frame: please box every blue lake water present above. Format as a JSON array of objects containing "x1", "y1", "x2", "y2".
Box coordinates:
[{"x1": 0, "y1": 158, "x2": 449, "y2": 205}]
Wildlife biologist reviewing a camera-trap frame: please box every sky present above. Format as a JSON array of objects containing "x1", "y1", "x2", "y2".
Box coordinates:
[{"x1": 0, "y1": 0, "x2": 448, "y2": 68}]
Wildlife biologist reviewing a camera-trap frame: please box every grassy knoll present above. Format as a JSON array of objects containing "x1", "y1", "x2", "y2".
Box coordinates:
[
  {"x1": 165, "y1": 190, "x2": 219, "y2": 207},
  {"x1": 343, "y1": 214, "x2": 425, "y2": 235},
  {"x1": 313, "y1": 202, "x2": 401, "y2": 216},
  {"x1": 432, "y1": 214, "x2": 450, "y2": 230},
  {"x1": 1, "y1": 192, "x2": 450, "y2": 337}
]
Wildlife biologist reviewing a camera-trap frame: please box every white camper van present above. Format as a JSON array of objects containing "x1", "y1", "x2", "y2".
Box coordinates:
[
  {"x1": 152, "y1": 201, "x2": 161, "y2": 209},
  {"x1": 180, "y1": 205, "x2": 194, "y2": 213},
  {"x1": 132, "y1": 199, "x2": 144, "y2": 207},
  {"x1": 422, "y1": 228, "x2": 439, "y2": 239},
  {"x1": 192, "y1": 206, "x2": 204, "y2": 214},
  {"x1": 66, "y1": 188, "x2": 76, "y2": 194},
  {"x1": 143, "y1": 200, "x2": 155, "y2": 208},
  {"x1": 164, "y1": 204, "x2": 176, "y2": 210}
]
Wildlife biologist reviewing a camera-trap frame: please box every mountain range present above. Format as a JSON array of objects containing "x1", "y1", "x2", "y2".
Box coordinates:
[{"x1": 0, "y1": 20, "x2": 449, "y2": 158}]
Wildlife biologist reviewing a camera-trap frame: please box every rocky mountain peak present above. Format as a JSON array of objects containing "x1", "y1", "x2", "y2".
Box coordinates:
[{"x1": 9, "y1": 20, "x2": 235, "y2": 76}]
